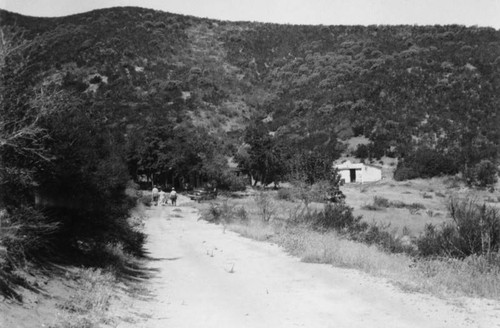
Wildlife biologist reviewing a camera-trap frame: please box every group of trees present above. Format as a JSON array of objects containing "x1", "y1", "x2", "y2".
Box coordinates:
[
  {"x1": 1, "y1": 27, "x2": 143, "y2": 298},
  {"x1": 3, "y1": 8, "x2": 498, "y2": 188},
  {"x1": 235, "y1": 119, "x2": 341, "y2": 188},
  {"x1": 126, "y1": 119, "x2": 240, "y2": 189}
]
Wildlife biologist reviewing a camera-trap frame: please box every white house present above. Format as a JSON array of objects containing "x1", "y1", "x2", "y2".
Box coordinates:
[{"x1": 335, "y1": 160, "x2": 382, "y2": 184}]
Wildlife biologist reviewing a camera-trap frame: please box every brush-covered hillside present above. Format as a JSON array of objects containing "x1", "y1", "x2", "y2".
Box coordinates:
[
  {"x1": 1, "y1": 5, "x2": 500, "y2": 302},
  {"x1": 1, "y1": 6, "x2": 499, "y2": 185}
]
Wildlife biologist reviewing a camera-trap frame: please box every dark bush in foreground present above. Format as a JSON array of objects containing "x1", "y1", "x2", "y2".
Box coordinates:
[
  {"x1": 358, "y1": 223, "x2": 411, "y2": 254},
  {"x1": 311, "y1": 203, "x2": 366, "y2": 233},
  {"x1": 0, "y1": 206, "x2": 58, "y2": 265},
  {"x1": 416, "y1": 197, "x2": 500, "y2": 257},
  {"x1": 292, "y1": 203, "x2": 366, "y2": 234}
]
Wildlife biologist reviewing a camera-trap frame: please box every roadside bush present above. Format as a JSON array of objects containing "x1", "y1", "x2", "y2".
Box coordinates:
[
  {"x1": 276, "y1": 188, "x2": 293, "y2": 201},
  {"x1": 291, "y1": 203, "x2": 412, "y2": 253},
  {"x1": 200, "y1": 201, "x2": 236, "y2": 224},
  {"x1": 416, "y1": 197, "x2": 500, "y2": 257},
  {"x1": 138, "y1": 194, "x2": 152, "y2": 207},
  {"x1": 310, "y1": 203, "x2": 366, "y2": 233},
  {"x1": 254, "y1": 191, "x2": 276, "y2": 222},
  {"x1": 0, "y1": 206, "x2": 58, "y2": 265},
  {"x1": 416, "y1": 223, "x2": 449, "y2": 257},
  {"x1": 359, "y1": 223, "x2": 410, "y2": 254}
]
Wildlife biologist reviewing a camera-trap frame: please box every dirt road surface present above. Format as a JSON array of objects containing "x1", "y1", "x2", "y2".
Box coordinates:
[{"x1": 116, "y1": 195, "x2": 500, "y2": 328}]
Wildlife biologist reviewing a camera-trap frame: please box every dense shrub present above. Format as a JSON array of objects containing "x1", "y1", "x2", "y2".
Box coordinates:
[
  {"x1": 218, "y1": 173, "x2": 248, "y2": 191},
  {"x1": 353, "y1": 143, "x2": 385, "y2": 160},
  {"x1": 394, "y1": 148, "x2": 458, "y2": 181},
  {"x1": 276, "y1": 188, "x2": 293, "y2": 201},
  {"x1": 199, "y1": 201, "x2": 248, "y2": 225},
  {"x1": 290, "y1": 202, "x2": 412, "y2": 253},
  {"x1": 416, "y1": 197, "x2": 500, "y2": 257},
  {"x1": 358, "y1": 223, "x2": 410, "y2": 254},
  {"x1": 464, "y1": 160, "x2": 498, "y2": 188},
  {"x1": 393, "y1": 166, "x2": 419, "y2": 181},
  {"x1": 0, "y1": 206, "x2": 58, "y2": 265},
  {"x1": 254, "y1": 191, "x2": 276, "y2": 222},
  {"x1": 308, "y1": 203, "x2": 366, "y2": 233},
  {"x1": 200, "y1": 201, "x2": 235, "y2": 224}
]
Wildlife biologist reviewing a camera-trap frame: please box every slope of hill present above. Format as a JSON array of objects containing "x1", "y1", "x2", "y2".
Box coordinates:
[
  {"x1": 1, "y1": 5, "x2": 500, "y2": 306},
  {"x1": 2, "y1": 7, "x2": 498, "y2": 165}
]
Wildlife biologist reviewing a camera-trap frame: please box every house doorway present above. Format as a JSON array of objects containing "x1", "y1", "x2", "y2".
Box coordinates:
[{"x1": 350, "y1": 169, "x2": 357, "y2": 183}]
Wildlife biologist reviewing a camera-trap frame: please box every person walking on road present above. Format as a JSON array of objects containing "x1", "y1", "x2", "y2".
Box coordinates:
[
  {"x1": 158, "y1": 188, "x2": 166, "y2": 206},
  {"x1": 152, "y1": 186, "x2": 159, "y2": 206},
  {"x1": 170, "y1": 187, "x2": 177, "y2": 206}
]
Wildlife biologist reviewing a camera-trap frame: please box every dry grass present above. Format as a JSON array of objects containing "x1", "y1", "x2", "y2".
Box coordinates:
[
  {"x1": 52, "y1": 268, "x2": 115, "y2": 328},
  {"x1": 220, "y1": 188, "x2": 500, "y2": 300},
  {"x1": 412, "y1": 256, "x2": 500, "y2": 298},
  {"x1": 341, "y1": 178, "x2": 468, "y2": 235}
]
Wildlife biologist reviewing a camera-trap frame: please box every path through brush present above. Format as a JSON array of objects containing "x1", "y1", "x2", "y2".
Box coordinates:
[{"x1": 114, "y1": 195, "x2": 499, "y2": 328}]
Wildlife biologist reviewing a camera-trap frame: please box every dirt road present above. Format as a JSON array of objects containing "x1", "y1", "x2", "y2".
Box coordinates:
[{"x1": 116, "y1": 196, "x2": 500, "y2": 328}]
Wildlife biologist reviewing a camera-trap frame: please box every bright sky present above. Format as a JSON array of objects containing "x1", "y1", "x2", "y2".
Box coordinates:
[{"x1": 1, "y1": 0, "x2": 499, "y2": 29}]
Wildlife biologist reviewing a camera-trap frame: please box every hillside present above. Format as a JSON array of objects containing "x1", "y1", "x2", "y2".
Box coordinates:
[
  {"x1": 1, "y1": 6, "x2": 500, "y2": 315},
  {"x1": 1, "y1": 7, "x2": 499, "y2": 173}
]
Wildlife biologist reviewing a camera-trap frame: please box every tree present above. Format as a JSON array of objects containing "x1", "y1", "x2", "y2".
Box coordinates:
[
  {"x1": 239, "y1": 122, "x2": 287, "y2": 186},
  {"x1": 287, "y1": 151, "x2": 335, "y2": 185},
  {"x1": 464, "y1": 160, "x2": 499, "y2": 188}
]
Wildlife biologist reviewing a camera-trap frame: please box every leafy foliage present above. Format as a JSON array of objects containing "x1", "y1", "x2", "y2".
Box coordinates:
[
  {"x1": 236, "y1": 122, "x2": 287, "y2": 186},
  {"x1": 464, "y1": 160, "x2": 499, "y2": 188},
  {"x1": 394, "y1": 147, "x2": 459, "y2": 181},
  {"x1": 2, "y1": 8, "x2": 499, "y2": 185},
  {"x1": 417, "y1": 197, "x2": 500, "y2": 257}
]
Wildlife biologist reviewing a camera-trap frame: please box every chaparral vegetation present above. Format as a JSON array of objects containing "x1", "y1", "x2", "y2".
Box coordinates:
[{"x1": 0, "y1": 6, "x2": 499, "y2": 319}]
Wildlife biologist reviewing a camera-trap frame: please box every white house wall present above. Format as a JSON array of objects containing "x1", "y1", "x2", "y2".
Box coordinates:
[
  {"x1": 336, "y1": 164, "x2": 382, "y2": 183},
  {"x1": 363, "y1": 165, "x2": 382, "y2": 182},
  {"x1": 339, "y1": 170, "x2": 351, "y2": 183}
]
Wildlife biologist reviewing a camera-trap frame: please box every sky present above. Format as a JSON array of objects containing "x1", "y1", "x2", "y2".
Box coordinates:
[{"x1": 1, "y1": 0, "x2": 499, "y2": 29}]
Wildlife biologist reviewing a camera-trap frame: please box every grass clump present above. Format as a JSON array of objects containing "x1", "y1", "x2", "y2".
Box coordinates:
[
  {"x1": 276, "y1": 188, "x2": 293, "y2": 201},
  {"x1": 254, "y1": 191, "x2": 276, "y2": 222},
  {"x1": 373, "y1": 196, "x2": 390, "y2": 208},
  {"x1": 199, "y1": 201, "x2": 248, "y2": 225},
  {"x1": 53, "y1": 268, "x2": 114, "y2": 328},
  {"x1": 362, "y1": 196, "x2": 426, "y2": 214}
]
